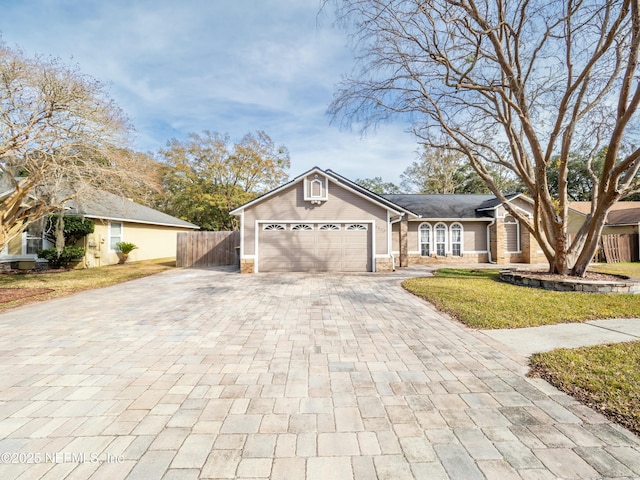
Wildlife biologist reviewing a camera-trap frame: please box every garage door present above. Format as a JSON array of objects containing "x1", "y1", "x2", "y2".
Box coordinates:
[{"x1": 258, "y1": 222, "x2": 372, "y2": 272}]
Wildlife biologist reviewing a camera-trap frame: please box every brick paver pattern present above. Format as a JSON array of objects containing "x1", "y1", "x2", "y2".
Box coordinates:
[{"x1": 0, "y1": 268, "x2": 638, "y2": 479}]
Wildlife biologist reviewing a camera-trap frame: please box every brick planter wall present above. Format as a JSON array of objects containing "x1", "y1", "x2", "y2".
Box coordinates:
[{"x1": 499, "y1": 270, "x2": 640, "y2": 294}]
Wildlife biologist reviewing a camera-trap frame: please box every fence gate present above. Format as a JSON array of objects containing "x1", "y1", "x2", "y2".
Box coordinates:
[
  {"x1": 600, "y1": 234, "x2": 639, "y2": 263},
  {"x1": 176, "y1": 231, "x2": 240, "y2": 267}
]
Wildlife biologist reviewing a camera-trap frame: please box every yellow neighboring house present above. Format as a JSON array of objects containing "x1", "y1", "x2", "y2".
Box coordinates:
[{"x1": 1, "y1": 191, "x2": 199, "y2": 270}]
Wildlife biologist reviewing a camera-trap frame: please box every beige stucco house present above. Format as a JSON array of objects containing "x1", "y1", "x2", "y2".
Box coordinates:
[
  {"x1": 231, "y1": 167, "x2": 546, "y2": 273},
  {"x1": 0, "y1": 191, "x2": 199, "y2": 269}
]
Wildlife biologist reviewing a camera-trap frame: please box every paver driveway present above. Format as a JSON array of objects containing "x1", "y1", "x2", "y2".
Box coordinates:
[{"x1": 0, "y1": 268, "x2": 639, "y2": 480}]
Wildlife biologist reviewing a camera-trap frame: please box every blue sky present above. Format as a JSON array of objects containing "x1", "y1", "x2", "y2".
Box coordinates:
[{"x1": 0, "y1": 0, "x2": 419, "y2": 183}]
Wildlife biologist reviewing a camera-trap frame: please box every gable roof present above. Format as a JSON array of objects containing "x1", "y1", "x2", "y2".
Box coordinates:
[
  {"x1": 381, "y1": 193, "x2": 522, "y2": 219},
  {"x1": 570, "y1": 201, "x2": 640, "y2": 226},
  {"x1": 67, "y1": 191, "x2": 199, "y2": 229},
  {"x1": 230, "y1": 167, "x2": 415, "y2": 217}
]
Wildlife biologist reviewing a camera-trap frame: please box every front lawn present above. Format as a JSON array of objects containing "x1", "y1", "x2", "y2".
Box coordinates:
[
  {"x1": 402, "y1": 268, "x2": 640, "y2": 329},
  {"x1": 530, "y1": 342, "x2": 640, "y2": 435},
  {"x1": 591, "y1": 262, "x2": 640, "y2": 279},
  {"x1": 0, "y1": 259, "x2": 175, "y2": 311}
]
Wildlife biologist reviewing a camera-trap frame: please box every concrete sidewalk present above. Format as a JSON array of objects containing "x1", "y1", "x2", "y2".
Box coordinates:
[{"x1": 481, "y1": 318, "x2": 640, "y2": 358}]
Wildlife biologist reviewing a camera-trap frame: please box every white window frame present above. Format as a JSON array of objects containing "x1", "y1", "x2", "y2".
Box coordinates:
[
  {"x1": 504, "y1": 216, "x2": 521, "y2": 253},
  {"x1": 450, "y1": 223, "x2": 463, "y2": 257},
  {"x1": 263, "y1": 224, "x2": 286, "y2": 231},
  {"x1": 346, "y1": 224, "x2": 368, "y2": 231},
  {"x1": 419, "y1": 223, "x2": 432, "y2": 257},
  {"x1": 319, "y1": 224, "x2": 340, "y2": 231},
  {"x1": 291, "y1": 224, "x2": 313, "y2": 231},
  {"x1": 303, "y1": 175, "x2": 329, "y2": 202},
  {"x1": 109, "y1": 222, "x2": 123, "y2": 251},
  {"x1": 435, "y1": 223, "x2": 447, "y2": 257}
]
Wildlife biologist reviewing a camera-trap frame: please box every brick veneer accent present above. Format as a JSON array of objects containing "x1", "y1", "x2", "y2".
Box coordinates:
[
  {"x1": 399, "y1": 217, "x2": 409, "y2": 267},
  {"x1": 376, "y1": 258, "x2": 394, "y2": 272},
  {"x1": 240, "y1": 259, "x2": 255, "y2": 274}
]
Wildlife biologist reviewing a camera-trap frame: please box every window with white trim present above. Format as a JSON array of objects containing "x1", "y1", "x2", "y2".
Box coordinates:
[
  {"x1": 310, "y1": 179, "x2": 323, "y2": 198},
  {"x1": 291, "y1": 224, "x2": 313, "y2": 231},
  {"x1": 419, "y1": 223, "x2": 431, "y2": 256},
  {"x1": 346, "y1": 224, "x2": 368, "y2": 231},
  {"x1": 25, "y1": 222, "x2": 44, "y2": 255},
  {"x1": 319, "y1": 224, "x2": 340, "y2": 231},
  {"x1": 263, "y1": 224, "x2": 286, "y2": 231},
  {"x1": 435, "y1": 223, "x2": 447, "y2": 256},
  {"x1": 450, "y1": 224, "x2": 462, "y2": 257},
  {"x1": 109, "y1": 222, "x2": 123, "y2": 250},
  {"x1": 504, "y1": 216, "x2": 520, "y2": 252}
]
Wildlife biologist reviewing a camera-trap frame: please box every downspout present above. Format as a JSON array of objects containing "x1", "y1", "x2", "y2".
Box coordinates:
[{"x1": 390, "y1": 214, "x2": 403, "y2": 271}]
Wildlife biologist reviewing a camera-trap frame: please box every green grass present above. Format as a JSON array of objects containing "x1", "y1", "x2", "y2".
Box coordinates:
[
  {"x1": 591, "y1": 262, "x2": 640, "y2": 279},
  {"x1": 530, "y1": 342, "x2": 640, "y2": 435},
  {"x1": 0, "y1": 259, "x2": 175, "y2": 311},
  {"x1": 402, "y1": 268, "x2": 640, "y2": 329}
]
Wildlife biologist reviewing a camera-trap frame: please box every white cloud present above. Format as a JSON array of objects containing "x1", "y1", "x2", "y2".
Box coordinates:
[{"x1": 0, "y1": 0, "x2": 419, "y2": 185}]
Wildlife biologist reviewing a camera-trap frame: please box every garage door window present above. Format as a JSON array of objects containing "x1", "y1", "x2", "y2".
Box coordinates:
[
  {"x1": 346, "y1": 224, "x2": 368, "y2": 231},
  {"x1": 319, "y1": 224, "x2": 340, "y2": 230},
  {"x1": 263, "y1": 224, "x2": 285, "y2": 231},
  {"x1": 291, "y1": 224, "x2": 313, "y2": 230}
]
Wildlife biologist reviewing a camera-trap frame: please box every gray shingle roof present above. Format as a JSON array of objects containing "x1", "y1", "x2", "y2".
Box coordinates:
[
  {"x1": 381, "y1": 194, "x2": 497, "y2": 219},
  {"x1": 67, "y1": 191, "x2": 199, "y2": 229}
]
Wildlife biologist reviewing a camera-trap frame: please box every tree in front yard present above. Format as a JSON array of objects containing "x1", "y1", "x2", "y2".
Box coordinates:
[
  {"x1": 0, "y1": 43, "x2": 150, "y2": 253},
  {"x1": 328, "y1": 0, "x2": 640, "y2": 276}
]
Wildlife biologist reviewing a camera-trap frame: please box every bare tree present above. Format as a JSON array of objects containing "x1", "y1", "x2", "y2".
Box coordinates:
[
  {"x1": 0, "y1": 43, "x2": 134, "y2": 252},
  {"x1": 328, "y1": 0, "x2": 640, "y2": 276}
]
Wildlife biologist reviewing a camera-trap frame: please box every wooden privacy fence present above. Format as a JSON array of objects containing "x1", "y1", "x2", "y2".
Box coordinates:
[
  {"x1": 176, "y1": 231, "x2": 240, "y2": 267},
  {"x1": 600, "y1": 234, "x2": 639, "y2": 263}
]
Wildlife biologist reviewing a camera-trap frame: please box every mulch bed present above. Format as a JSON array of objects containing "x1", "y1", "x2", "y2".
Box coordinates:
[
  {"x1": 0, "y1": 288, "x2": 54, "y2": 303},
  {"x1": 516, "y1": 270, "x2": 624, "y2": 282}
]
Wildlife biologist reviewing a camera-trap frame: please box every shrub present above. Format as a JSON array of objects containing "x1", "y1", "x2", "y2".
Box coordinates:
[
  {"x1": 46, "y1": 215, "x2": 94, "y2": 245},
  {"x1": 37, "y1": 247, "x2": 85, "y2": 269},
  {"x1": 115, "y1": 242, "x2": 138, "y2": 255}
]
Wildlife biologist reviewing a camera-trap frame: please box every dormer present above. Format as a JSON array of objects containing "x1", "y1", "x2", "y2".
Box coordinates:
[{"x1": 304, "y1": 173, "x2": 328, "y2": 204}]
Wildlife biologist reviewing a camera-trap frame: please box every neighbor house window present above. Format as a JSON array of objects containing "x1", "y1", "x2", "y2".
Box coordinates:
[
  {"x1": 450, "y1": 224, "x2": 462, "y2": 257},
  {"x1": 435, "y1": 223, "x2": 447, "y2": 256},
  {"x1": 25, "y1": 222, "x2": 44, "y2": 255},
  {"x1": 419, "y1": 223, "x2": 431, "y2": 256},
  {"x1": 109, "y1": 222, "x2": 123, "y2": 250}
]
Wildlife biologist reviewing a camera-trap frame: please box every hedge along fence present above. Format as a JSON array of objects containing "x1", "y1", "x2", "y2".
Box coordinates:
[{"x1": 176, "y1": 231, "x2": 240, "y2": 267}]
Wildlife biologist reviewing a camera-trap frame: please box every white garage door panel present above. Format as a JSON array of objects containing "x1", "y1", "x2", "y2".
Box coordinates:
[{"x1": 258, "y1": 223, "x2": 371, "y2": 272}]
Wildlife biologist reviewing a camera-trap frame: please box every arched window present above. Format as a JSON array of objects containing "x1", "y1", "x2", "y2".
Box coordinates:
[
  {"x1": 291, "y1": 224, "x2": 313, "y2": 231},
  {"x1": 319, "y1": 224, "x2": 340, "y2": 231},
  {"x1": 263, "y1": 224, "x2": 285, "y2": 231},
  {"x1": 435, "y1": 223, "x2": 447, "y2": 256},
  {"x1": 419, "y1": 223, "x2": 431, "y2": 256},
  {"x1": 450, "y1": 223, "x2": 463, "y2": 257},
  {"x1": 346, "y1": 224, "x2": 368, "y2": 231}
]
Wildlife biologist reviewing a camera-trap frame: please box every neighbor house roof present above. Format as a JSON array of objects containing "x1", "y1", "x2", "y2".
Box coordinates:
[
  {"x1": 67, "y1": 191, "x2": 199, "y2": 229},
  {"x1": 381, "y1": 194, "x2": 521, "y2": 219},
  {"x1": 570, "y1": 201, "x2": 640, "y2": 226}
]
